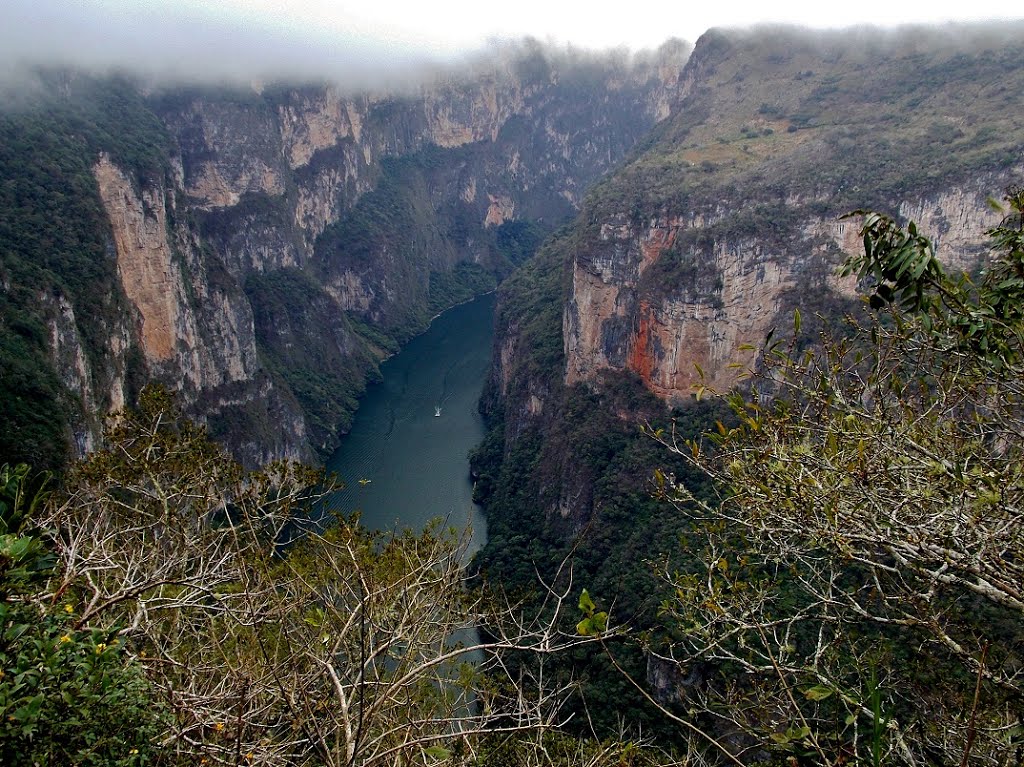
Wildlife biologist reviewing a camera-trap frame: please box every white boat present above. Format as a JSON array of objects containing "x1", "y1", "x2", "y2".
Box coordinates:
[{"x1": 435, "y1": 406, "x2": 442, "y2": 417}]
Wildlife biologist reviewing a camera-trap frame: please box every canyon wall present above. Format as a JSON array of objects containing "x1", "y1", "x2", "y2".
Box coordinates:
[
  {"x1": 554, "y1": 25, "x2": 1024, "y2": 409},
  {"x1": 481, "y1": 25, "x2": 1024, "y2": 539},
  {"x1": 564, "y1": 180, "x2": 1011, "y2": 402},
  {"x1": 1, "y1": 41, "x2": 691, "y2": 468}
]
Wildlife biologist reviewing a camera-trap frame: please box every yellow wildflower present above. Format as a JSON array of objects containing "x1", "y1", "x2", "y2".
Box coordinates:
[
  {"x1": 59, "y1": 635, "x2": 72, "y2": 643},
  {"x1": 214, "y1": 722, "x2": 225, "y2": 732},
  {"x1": 64, "y1": 604, "x2": 74, "y2": 614}
]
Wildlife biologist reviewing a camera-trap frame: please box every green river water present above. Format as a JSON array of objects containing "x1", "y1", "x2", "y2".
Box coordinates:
[{"x1": 324, "y1": 292, "x2": 494, "y2": 553}]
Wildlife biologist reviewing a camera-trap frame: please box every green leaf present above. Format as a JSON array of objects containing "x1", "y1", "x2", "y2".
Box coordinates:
[
  {"x1": 576, "y1": 612, "x2": 608, "y2": 636},
  {"x1": 423, "y1": 745, "x2": 451, "y2": 760},
  {"x1": 803, "y1": 685, "x2": 833, "y2": 701},
  {"x1": 578, "y1": 589, "x2": 596, "y2": 614}
]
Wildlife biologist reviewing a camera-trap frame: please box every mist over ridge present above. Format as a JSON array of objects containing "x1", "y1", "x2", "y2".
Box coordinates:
[
  {"x1": 3, "y1": 0, "x2": 699, "y2": 98},
  {"x1": 4, "y1": 0, "x2": 1023, "y2": 101}
]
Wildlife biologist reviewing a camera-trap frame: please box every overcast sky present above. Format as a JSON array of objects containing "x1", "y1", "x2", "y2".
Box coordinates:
[{"x1": 4, "y1": 0, "x2": 1022, "y2": 85}]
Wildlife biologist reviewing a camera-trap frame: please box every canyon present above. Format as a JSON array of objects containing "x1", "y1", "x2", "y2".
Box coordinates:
[
  {"x1": 3, "y1": 25, "x2": 1023, "y2": 492},
  {"x1": 471, "y1": 22, "x2": 1024, "y2": 623},
  {"x1": 0, "y1": 41, "x2": 690, "y2": 468},
  {"x1": 3, "y1": 21, "x2": 1024, "y2": 757}
]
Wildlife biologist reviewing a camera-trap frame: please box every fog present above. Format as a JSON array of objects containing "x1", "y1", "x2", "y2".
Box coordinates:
[
  {"x1": 2, "y1": 0, "x2": 463, "y2": 91},
  {"x1": 4, "y1": 0, "x2": 1018, "y2": 97},
  {"x1": 713, "y1": 19, "x2": 1024, "y2": 58}
]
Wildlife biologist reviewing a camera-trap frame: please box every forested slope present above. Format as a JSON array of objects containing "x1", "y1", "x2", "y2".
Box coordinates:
[{"x1": 472, "y1": 22, "x2": 1024, "y2": 743}]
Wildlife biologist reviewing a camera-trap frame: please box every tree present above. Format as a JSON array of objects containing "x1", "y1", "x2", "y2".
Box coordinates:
[
  {"x1": 647, "y1": 191, "x2": 1024, "y2": 765},
  {"x1": 0, "y1": 462, "x2": 168, "y2": 766},
  {"x1": 37, "y1": 386, "x2": 648, "y2": 766}
]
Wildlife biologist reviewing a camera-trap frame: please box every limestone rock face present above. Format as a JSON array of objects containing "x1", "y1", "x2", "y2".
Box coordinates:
[
  {"x1": 93, "y1": 154, "x2": 254, "y2": 386},
  {"x1": 564, "y1": 180, "x2": 1010, "y2": 403},
  {"x1": 90, "y1": 152, "x2": 308, "y2": 465},
  {"x1": 94, "y1": 156, "x2": 179, "y2": 363},
  {"x1": 547, "y1": 23, "x2": 1024, "y2": 415},
  {"x1": 41, "y1": 42, "x2": 691, "y2": 465},
  {"x1": 45, "y1": 294, "x2": 102, "y2": 455}
]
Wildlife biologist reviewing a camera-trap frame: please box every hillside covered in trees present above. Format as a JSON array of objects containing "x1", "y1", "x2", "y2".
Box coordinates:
[{"x1": 470, "y1": 22, "x2": 1024, "y2": 764}]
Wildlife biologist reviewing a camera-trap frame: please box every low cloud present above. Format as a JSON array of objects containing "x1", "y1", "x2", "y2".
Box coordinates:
[{"x1": 2, "y1": 0, "x2": 458, "y2": 91}]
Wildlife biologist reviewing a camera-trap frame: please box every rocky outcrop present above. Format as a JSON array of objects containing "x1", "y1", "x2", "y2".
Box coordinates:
[
  {"x1": 88, "y1": 152, "x2": 310, "y2": 465},
  {"x1": 565, "y1": 180, "x2": 1012, "y2": 401},
  {"x1": 45, "y1": 294, "x2": 102, "y2": 454},
  {"x1": 479, "y1": 24, "x2": 1024, "y2": 547},
  {"x1": 160, "y1": 41, "x2": 693, "y2": 280},
  {"x1": 94, "y1": 155, "x2": 190, "y2": 365},
  {"x1": 557, "y1": 23, "x2": 1024, "y2": 405},
  {"x1": 93, "y1": 154, "x2": 259, "y2": 388}
]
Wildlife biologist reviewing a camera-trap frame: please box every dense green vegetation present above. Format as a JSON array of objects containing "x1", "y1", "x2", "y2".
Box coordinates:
[
  {"x1": 0, "y1": 73, "x2": 171, "y2": 470},
  {"x1": 244, "y1": 268, "x2": 376, "y2": 451},
  {"x1": 0, "y1": 462, "x2": 167, "y2": 766}
]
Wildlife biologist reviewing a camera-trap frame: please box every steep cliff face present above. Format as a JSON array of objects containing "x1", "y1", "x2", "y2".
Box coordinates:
[
  {"x1": 154, "y1": 44, "x2": 690, "y2": 460},
  {"x1": 160, "y1": 41, "x2": 691, "y2": 276},
  {"x1": 90, "y1": 153, "x2": 311, "y2": 464},
  {"x1": 0, "y1": 41, "x2": 691, "y2": 468},
  {"x1": 560, "y1": 27, "x2": 1024, "y2": 403},
  {"x1": 565, "y1": 181, "x2": 1010, "y2": 400},
  {"x1": 477, "y1": 25, "x2": 1024, "y2": 554}
]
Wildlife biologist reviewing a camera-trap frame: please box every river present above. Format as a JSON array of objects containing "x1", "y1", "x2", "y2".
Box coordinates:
[{"x1": 324, "y1": 292, "x2": 494, "y2": 554}]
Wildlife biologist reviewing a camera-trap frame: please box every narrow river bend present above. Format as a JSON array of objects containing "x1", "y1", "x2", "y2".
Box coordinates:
[{"x1": 325, "y1": 293, "x2": 494, "y2": 554}]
